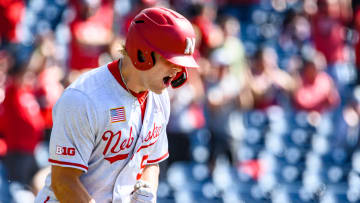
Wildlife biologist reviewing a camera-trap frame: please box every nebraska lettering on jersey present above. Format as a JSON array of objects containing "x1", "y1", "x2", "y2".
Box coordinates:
[
  {"x1": 136, "y1": 123, "x2": 162, "y2": 154},
  {"x1": 144, "y1": 123, "x2": 162, "y2": 142},
  {"x1": 102, "y1": 127, "x2": 134, "y2": 164}
]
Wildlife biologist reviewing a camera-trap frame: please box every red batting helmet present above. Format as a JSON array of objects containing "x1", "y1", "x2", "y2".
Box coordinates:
[{"x1": 125, "y1": 7, "x2": 199, "y2": 88}]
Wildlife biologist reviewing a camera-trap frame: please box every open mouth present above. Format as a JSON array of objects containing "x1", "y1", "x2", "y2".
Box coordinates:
[{"x1": 163, "y1": 76, "x2": 172, "y2": 86}]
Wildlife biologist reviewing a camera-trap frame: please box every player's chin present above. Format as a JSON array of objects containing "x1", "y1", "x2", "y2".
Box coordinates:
[
  {"x1": 156, "y1": 79, "x2": 170, "y2": 92},
  {"x1": 150, "y1": 78, "x2": 171, "y2": 94},
  {"x1": 152, "y1": 88, "x2": 165, "y2": 95},
  {"x1": 150, "y1": 85, "x2": 166, "y2": 95}
]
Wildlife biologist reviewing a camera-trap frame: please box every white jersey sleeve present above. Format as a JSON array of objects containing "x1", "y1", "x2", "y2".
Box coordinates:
[
  {"x1": 48, "y1": 88, "x2": 97, "y2": 172},
  {"x1": 146, "y1": 90, "x2": 170, "y2": 165}
]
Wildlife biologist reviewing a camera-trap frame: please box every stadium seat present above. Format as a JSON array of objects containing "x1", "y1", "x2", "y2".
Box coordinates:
[{"x1": 0, "y1": 162, "x2": 12, "y2": 203}]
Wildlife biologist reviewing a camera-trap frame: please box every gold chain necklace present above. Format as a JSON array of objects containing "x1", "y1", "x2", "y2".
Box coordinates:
[{"x1": 119, "y1": 58, "x2": 149, "y2": 104}]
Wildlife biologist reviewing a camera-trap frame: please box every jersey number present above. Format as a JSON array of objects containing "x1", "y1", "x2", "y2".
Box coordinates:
[{"x1": 136, "y1": 155, "x2": 149, "y2": 180}]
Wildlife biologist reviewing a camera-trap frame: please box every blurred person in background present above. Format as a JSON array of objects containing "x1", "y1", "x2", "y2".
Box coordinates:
[
  {"x1": 240, "y1": 46, "x2": 295, "y2": 110},
  {"x1": 201, "y1": 15, "x2": 249, "y2": 169},
  {"x1": 0, "y1": 0, "x2": 25, "y2": 45},
  {"x1": 0, "y1": 50, "x2": 11, "y2": 184},
  {"x1": 310, "y1": 0, "x2": 356, "y2": 88},
  {"x1": 0, "y1": 52, "x2": 12, "y2": 201},
  {"x1": 166, "y1": 67, "x2": 205, "y2": 166},
  {"x1": 204, "y1": 47, "x2": 244, "y2": 168},
  {"x1": 279, "y1": 8, "x2": 311, "y2": 56},
  {"x1": 217, "y1": 14, "x2": 248, "y2": 90},
  {"x1": 0, "y1": 51, "x2": 45, "y2": 189},
  {"x1": 0, "y1": 51, "x2": 12, "y2": 141},
  {"x1": 353, "y1": 2, "x2": 360, "y2": 83},
  {"x1": 292, "y1": 52, "x2": 340, "y2": 112},
  {"x1": 34, "y1": 65, "x2": 64, "y2": 133},
  {"x1": 67, "y1": 0, "x2": 114, "y2": 74},
  {"x1": 29, "y1": 34, "x2": 65, "y2": 135},
  {"x1": 188, "y1": 2, "x2": 224, "y2": 57},
  {"x1": 31, "y1": 36, "x2": 65, "y2": 194},
  {"x1": 337, "y1": 86, "x2": 360, "y2": 149},
  {"x1": 0, "y1": 31, "x2": 64, "y2": 197}
]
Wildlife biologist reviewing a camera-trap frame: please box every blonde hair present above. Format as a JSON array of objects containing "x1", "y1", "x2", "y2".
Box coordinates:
[{"x1": 120, "y1": 45, "x2": 127, "y2": 56}]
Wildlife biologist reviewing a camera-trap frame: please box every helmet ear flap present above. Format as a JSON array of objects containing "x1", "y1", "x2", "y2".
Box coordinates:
[
  {"x1": 171, "y1": 69, "x2": 187, "y2": 88},
  {"x1": 133, "y1": 48, "x2": 154, "y2": 70}
]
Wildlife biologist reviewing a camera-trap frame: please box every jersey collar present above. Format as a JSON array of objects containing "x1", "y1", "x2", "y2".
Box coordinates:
[{"x1": 108, "y1": 59, "x2": 149, "y2": 100}]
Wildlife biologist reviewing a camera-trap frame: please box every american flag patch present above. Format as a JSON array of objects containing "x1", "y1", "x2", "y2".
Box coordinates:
[{"x1": 110, "y1": 107, "x2": 126, "y2": 123}]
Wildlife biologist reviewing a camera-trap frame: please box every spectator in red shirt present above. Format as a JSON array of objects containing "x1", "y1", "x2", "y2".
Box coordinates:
[
  {"x1": 1, "y1": 61, "x2": 45, "y2": 186},
  {"x1": 241, "y1": 47, "x2": 295, "y2": 110},
  {"x1": 34, "y1": 65, "x2": 64, "y2": 130},
  {"x1": 310, "y1": 0, "x2": 355, "y2": 87},
  {"x1": 68, "y1": 0, "x2": 114, "y2": 71},
  {"x1": 293, "y1": 53, "x2": 340, "y2": 112},
  {"x1": 311, "y1": 0, "x2": 350, "y2": 65},
  {"x1": 0, "y1": 0, "x2": 25, "y2": 44},
  {"x1": 0, "y1": 50, "x2": 12, "y2": 158}
]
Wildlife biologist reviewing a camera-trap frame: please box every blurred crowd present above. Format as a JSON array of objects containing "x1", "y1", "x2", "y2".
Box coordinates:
[{"x1": 1, "y1": 0, "x2": 360, "y2": 202}]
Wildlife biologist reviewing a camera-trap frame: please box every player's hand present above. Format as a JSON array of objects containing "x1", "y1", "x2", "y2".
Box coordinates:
[{"x1": 130, "y1": 180, "x2": 156, "y2": 203}]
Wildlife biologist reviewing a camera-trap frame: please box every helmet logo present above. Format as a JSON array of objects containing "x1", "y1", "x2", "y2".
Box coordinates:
[{"x1": 184, "y1": 37, "x2": 196, "y2": 55}]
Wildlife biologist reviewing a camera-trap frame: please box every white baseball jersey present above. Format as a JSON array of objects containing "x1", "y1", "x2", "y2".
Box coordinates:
[{"x1": 35, "y1": 60, "x2": 170, "y2": 203}]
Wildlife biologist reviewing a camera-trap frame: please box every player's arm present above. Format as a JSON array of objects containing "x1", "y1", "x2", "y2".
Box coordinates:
[
  {"x1": 131, "y1": 163, "x2": 160, "y2": 203},
  {"x1": 51, "y1": 165, "x2": 95, "y2": 203},
  {"x1": 141, "y1": 163, "x2": 160, "y2": 191}
]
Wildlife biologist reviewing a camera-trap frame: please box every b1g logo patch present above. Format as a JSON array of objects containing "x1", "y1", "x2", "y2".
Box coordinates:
[{"x1": 56, "y1": 145, "x2": 76, "y2": 156}]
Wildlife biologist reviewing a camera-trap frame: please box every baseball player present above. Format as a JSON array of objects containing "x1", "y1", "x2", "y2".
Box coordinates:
[{"x1": 35, "y1": 7, "x2": 198, "y2": 203}]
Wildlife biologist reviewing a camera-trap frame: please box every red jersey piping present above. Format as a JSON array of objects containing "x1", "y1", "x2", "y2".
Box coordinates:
[
  {"x1": 147, "y1": 152, "x2": 169, "y2": 164},
  {"x1": 48, "y1": 159, "x2": 88, "y2": 170}
]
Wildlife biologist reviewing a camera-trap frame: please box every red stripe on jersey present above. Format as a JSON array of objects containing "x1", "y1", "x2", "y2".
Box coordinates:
[
  {"x1": 104, "y1": 153, "x2": 129, "y2": 164},
  {"x1": 147, "y1": 152, "x2": 169, "y2": 164},
  {"x1": 48, "y1": 159, "x2": 88, "y2": 170}
]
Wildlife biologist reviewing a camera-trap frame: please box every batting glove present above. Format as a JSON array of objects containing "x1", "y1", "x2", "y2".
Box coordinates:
[{"x1": 130, "y1": 180, "x2": 156, "y2": 203}]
